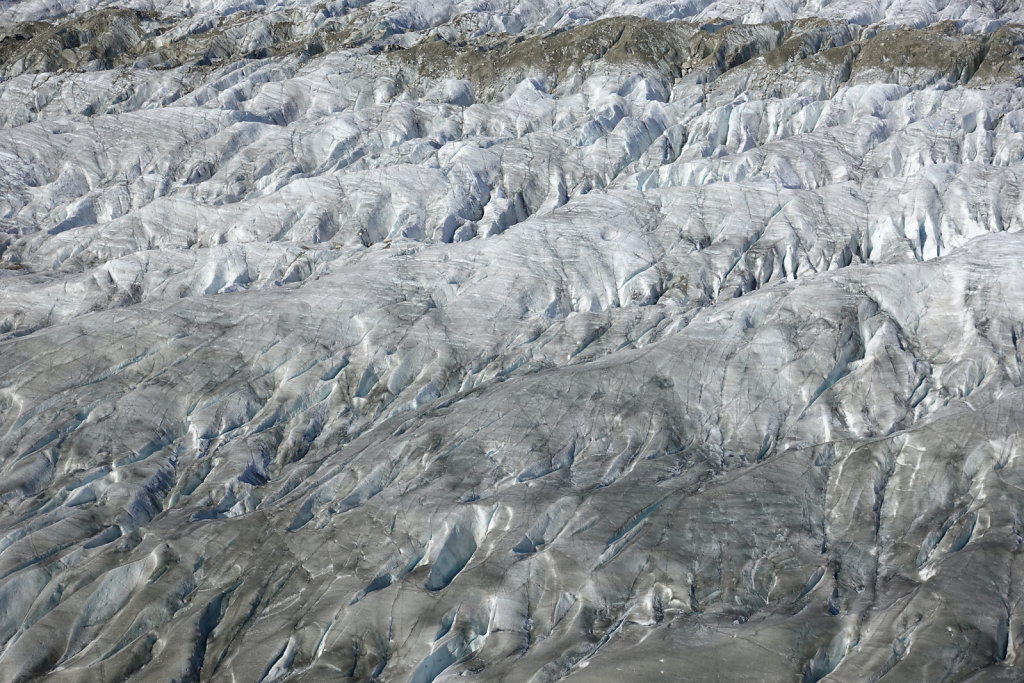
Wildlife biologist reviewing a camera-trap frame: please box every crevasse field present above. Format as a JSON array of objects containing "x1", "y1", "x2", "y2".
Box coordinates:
[{"x1": 1, "y1": 0, "x2": 1024, "y2": 680}]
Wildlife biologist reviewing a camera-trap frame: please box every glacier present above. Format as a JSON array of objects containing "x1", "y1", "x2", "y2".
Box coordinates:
[{"x1": 1, "y1": 0, "x2": 1024, "y2": 681}]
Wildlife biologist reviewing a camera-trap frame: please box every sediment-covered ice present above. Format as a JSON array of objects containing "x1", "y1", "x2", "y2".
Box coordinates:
[{"x1": 4, "y1": 0, "x2": 1024, "y2": 32}]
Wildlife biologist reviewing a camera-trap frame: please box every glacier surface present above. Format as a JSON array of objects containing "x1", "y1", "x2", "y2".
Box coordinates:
[{"x1": 1, "y1": 1, "x2": 1024, "y2": 681}]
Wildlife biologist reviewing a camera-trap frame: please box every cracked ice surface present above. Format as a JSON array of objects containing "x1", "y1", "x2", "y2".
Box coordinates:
[
  {"x1": 5, "y1": 0, "x2": 1024, "y2": 31},
  {"x1": 1, "y1": 3, "x2": 1024, "y2": 682}
]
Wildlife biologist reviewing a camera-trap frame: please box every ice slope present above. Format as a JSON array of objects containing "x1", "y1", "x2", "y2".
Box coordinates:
[{"x1": 1, "y1": 4, "x2": 1024, "y2": 683}]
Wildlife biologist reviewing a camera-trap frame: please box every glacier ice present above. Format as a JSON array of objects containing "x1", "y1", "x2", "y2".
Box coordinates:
[{"x1": 1, "y1": 1, "x2": 1024, "y2": 681}]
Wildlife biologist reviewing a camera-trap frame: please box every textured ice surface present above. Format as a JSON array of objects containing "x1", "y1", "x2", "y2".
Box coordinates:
[
  {"x1": 1, "y1": 2, "x2": 1024, "y2": 682},
  {"x1": 4, "y1": 0, "x2": 1024, "y2": 31}
]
